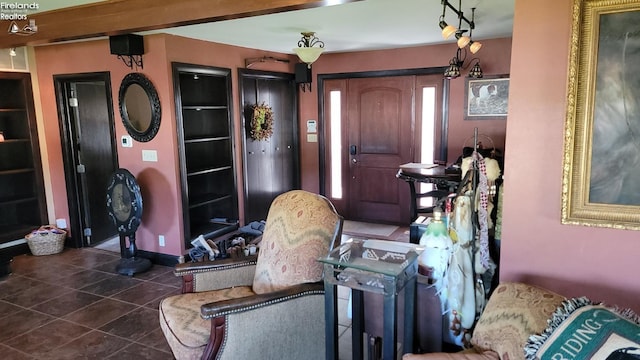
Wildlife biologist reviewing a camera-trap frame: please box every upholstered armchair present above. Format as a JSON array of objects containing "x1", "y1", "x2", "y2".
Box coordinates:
[{"x1": 159, "y1": 190, "x2": 343, "y2": 360}]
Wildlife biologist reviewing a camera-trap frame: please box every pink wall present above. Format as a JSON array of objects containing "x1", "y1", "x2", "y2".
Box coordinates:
[
  {"x1": 300, "y1": 38, "x2": 512, "y2": 192},
  {"x1": 33, "y1": 34, "x2": 295, "y2": 257},
  {"x1": 501, "y1": 0, "x2": 639, "y2": 311},
  {"x1": 34, "y1": 36, "x2": 184, "y2": 256}
]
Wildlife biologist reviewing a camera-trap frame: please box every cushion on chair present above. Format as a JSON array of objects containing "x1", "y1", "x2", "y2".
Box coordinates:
[
  {"x1": 159, "y1": 286, "x2": 255, "y2": 359},
  {"x1": 252, "y1": 190, "x2": 340, "y2": 294},
  {"x1": 470, "y1": 283, "x2": 565, "y2": 360}
]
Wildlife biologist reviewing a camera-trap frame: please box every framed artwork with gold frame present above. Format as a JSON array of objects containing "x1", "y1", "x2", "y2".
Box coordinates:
[{"x1": 562, "y1": 0, "x2": 640, "y2": 230}]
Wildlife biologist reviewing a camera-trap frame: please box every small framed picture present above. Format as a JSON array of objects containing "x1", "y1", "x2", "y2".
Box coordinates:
[{"x1": 464, "y1": 74, "x2": 509, "y2": 120}]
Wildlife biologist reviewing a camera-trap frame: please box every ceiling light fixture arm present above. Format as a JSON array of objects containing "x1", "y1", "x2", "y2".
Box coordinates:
[
  {"x1": 442, "y1": 0, "x2": 475, "y2": 31},
  {"x1": 298, "y1": 31, "x2": 325, "y2": 49}
]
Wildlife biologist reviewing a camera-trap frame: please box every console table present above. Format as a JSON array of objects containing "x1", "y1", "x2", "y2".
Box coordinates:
[
  {"x1": 319, "y1": 238, "x2": 420, "y2": 360},
  {"x1": 396, "y1": 163, "x2": 462, "y2": 222}
]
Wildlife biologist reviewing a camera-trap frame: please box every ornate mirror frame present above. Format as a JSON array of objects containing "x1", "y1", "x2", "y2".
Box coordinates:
[{"x1": 118, "y1": 72, "x2": 161, "y2": 142}]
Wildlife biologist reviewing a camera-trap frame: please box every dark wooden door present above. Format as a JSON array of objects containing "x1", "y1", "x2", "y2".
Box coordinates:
[
  {"x1": 239, "y1": 69, "x2": 299, "y2": 223},
  {"x1": 347, "y1": 76, "x2": 414, "y2": 223},
  {"x1": 55, "y1": 74, "x2": 118, "y2": 247}
]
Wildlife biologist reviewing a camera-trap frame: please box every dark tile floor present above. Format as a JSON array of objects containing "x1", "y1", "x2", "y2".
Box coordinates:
[
  {"x1": 0, "y1": 247, "x2": 182, "y2": 360},
  {"x1": 0, "y1": 228, "x2": 399, "y2": 359},
  {"x1": 0, "y1": 246, "x2": 357, "y2": 360}
]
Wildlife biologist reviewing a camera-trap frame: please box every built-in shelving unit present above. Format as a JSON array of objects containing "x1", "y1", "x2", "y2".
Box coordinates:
[
  {"x1": 172, "y1": 63, "x2": 238, "y2": 247},
  {"x1": 0, "y1": 72, "x2": 47, "y2": 250}
]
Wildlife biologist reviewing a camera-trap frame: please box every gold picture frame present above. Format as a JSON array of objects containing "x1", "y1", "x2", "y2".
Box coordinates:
[{"x1": 562, "y1": 0, "x2": 640, "y2": 230}]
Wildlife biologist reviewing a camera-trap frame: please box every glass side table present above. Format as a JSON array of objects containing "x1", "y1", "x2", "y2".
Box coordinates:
[{"x1": 319, "y1": 238, "x2": 421, "y2": 360}]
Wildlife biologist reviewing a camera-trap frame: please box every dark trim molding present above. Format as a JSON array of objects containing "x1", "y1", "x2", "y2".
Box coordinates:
[{"x1": 137, "y1": 249, "x2": 181, "y2": 267}]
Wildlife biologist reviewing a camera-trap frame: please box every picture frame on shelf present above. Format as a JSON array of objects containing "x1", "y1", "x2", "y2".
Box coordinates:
[
  {"x1": 464, "y1": 74, "x2": 509, "y2": 120},
  {"x1": 561, "y1": 0, "x2": 640, "y2": 230}
]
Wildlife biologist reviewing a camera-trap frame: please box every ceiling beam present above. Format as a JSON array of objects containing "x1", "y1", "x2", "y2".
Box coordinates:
[{"x1": 0, "y1": 0, "x2": 361, "y2": 48}]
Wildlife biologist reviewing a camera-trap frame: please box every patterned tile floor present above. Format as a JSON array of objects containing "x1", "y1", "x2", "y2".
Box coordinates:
[
  {"x1": 0, "y1": 247, "x2": 181, "y2": 359},
  {"x1": 0, "y1": 245, "x2": 357, "y2": 360}
]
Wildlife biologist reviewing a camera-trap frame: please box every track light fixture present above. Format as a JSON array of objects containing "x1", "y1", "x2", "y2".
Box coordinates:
[
  {"x1": 439, "y1": 0, "x2": 482, "y2": 53},
  {"x1": 444, "y1": 48, "x2": 483, "y2": 80}
]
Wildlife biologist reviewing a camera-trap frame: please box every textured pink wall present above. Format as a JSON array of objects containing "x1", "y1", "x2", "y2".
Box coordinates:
[{"x1": 501, "y1": 0, "x2": 640, "y2": 311}]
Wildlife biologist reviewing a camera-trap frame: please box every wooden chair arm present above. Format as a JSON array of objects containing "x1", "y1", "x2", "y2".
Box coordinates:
[{"x1": 200, "y1": 282, "x2": 324, "y2": 319}]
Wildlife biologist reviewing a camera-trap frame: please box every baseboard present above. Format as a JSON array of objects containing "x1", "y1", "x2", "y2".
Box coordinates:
[{"x1": 136, "y1": 249, "x2": 180, "y2": 267}]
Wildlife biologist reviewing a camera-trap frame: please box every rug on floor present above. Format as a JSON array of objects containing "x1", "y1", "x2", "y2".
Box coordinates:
[{"x1": 343, "y1": 220, "x2": 399, "y2": 238}]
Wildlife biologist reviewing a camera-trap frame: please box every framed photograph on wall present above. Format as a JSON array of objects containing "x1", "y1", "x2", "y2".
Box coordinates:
[
  {"x1": 464, "y1": 74, "x2": 509, "y2": 120},
  {"x1": 562, "y1": 0, "x2": 640, "y2": 230}
]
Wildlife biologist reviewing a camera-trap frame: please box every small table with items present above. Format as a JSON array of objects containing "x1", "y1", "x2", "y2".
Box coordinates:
[
  {"x1": 396, "y1": 163, "x2": 462, "y2": 222},
  {"x1": 319, "y1": 238, "x2": 420, "y2": 360}
]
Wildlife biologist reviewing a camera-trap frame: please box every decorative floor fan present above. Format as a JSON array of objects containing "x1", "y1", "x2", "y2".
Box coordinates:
[{"x1": 106, "y1": 168, "x2": 152, "y2": 276}]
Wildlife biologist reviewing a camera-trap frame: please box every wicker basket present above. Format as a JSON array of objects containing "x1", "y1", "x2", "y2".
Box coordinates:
[{"x1": 25, "y1": 226, "x2": 66, "y2": 256}]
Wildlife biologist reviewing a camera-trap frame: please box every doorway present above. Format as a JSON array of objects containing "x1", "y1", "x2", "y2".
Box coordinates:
[
  {"x1": 54, "y1": 73, "x2": 119, "y2": 247},
  {"x1": 321, "y1": 70, "x2": 446, "y2": 224},
  {"x1": 239, "y1": 69, "x2": 300, "y2": 223}
]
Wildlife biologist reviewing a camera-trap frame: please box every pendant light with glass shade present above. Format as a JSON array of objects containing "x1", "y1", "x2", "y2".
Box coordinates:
[{"x1": 293, "y1": 32, "x2": 325, "y2": 68}]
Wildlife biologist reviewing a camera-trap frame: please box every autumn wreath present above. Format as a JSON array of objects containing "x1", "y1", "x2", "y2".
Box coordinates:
[{"x1": 250, "y1": 102, "x2": 274, "y2": 141}]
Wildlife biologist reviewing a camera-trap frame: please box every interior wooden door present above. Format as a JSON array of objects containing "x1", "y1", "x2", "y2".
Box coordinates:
[
  {"x1": 55, "y1": 74, "x2": 118, "y2": 247},
  {"x1": 239, "y1": 69, "x2": 299, "y2": 223},
  {"x1": 346, "y1": 76, "x2": 414, "y2": 223}
]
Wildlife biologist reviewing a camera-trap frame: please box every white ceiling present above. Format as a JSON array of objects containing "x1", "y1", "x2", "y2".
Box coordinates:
[{"x1": 36, "y1": 0, "x2": 515, "y2": 54}]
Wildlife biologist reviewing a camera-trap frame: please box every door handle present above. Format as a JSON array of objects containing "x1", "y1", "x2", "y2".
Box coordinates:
[{"x1": 349, "y1": 145, "x2": 357, "y2": 155}]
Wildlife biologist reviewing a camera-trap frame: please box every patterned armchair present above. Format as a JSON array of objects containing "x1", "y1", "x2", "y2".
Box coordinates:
[{"x1": 159, "y1": 190, "x2": 343, "y2": 360}]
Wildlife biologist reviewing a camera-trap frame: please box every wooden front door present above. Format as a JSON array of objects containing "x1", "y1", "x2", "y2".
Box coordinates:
[
  {"x1": 322, "y1": 72, "x2": 446, "y2": 224},
  {"x1": 346, "y1": 76, "x2": 414, "y2": 223}
]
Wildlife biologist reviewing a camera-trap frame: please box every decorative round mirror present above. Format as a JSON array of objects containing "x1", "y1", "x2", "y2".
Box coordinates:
[{"x1": 118, "y1": 72, "x2": 161, "y2": 142}]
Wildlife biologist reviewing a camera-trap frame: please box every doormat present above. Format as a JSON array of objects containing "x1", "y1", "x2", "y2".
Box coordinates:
[{"x1": 343, "y1": 220, "x2": 399, "y2": 239}]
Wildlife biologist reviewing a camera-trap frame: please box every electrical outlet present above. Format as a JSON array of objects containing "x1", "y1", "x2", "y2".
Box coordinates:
[
  {"x1": 159, "y1": 235, "x2": 165, "y2": 247},
  {"x1": 55, "y1": 218, "x2": 68, "y2": 229}
]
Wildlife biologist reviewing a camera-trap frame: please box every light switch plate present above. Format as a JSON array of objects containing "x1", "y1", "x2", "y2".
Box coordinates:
[
  {"x1": 121, "y1": 135, "x2": 133, "y2": 148},
  {"x1": 307, "y1": 134, "x2": 318, "y2": 142},
  {"x1": 142, "y1": 149, "x2": 158, "y2": 162}
]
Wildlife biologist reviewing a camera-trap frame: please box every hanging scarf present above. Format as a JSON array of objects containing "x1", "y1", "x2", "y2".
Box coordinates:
[{"x1": 473, "y1": 151, "x2": 491, "y2": 271}]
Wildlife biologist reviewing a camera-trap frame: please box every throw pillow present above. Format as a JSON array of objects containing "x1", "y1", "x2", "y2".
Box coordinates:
[
  {"x1": 525, "y1": 297, "x2": 640, "y2": 360},
  {"x1": 470, "y1": 282, "x2": 566, "y2": 360}
]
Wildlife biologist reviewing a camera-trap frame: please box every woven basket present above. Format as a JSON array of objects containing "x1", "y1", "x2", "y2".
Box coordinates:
[{"x1": 25, "y1": 226, "x2": 66, "y2": 256}]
